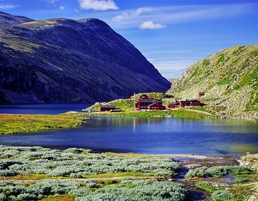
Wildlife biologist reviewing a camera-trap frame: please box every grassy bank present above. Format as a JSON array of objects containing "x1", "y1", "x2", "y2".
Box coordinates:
[
  {"x1": 84, "y1": 108, "x2": 218, "y2": 119},
  {"x1": 0, "y1": 113, "x2": 83, "y2": 135},
  {"x1": 84, "y1": 93, "x2": 218, "y2": 119}
]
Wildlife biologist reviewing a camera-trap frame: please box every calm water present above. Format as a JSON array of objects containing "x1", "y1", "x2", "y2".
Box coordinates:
[
  {"x1": 0, "y1": 104, "x2": 258, "y2": 156},
  {"x1": 0, "y1": 103, "x2": 92, "y2": 114}
]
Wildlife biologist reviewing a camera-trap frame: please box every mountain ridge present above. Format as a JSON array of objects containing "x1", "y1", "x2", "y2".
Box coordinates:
[
  {"x1": 0, "y1": 12, "x2": 171, "y2": 103},
  {"x1": 167, "y1": 45, "x2": 258, "y2": 121}
]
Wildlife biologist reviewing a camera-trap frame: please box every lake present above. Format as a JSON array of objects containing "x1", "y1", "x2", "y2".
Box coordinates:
[
  {"x1": 0, "y1": 104, "x2": 258, "y2": 156},
  {"x1": 0, "y1": 103, "x2": 92, "y2": 114}
]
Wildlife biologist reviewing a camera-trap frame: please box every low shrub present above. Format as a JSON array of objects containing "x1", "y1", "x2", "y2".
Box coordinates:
[
  {"x1": 185, "y1": 166, "x2": 207, "y2": 179},
  {"x1": 195, "y1": 181, "x2": 219, "y2": 193},
  {"x1": 232, "y1": 178, "x2": 249, "y2": 184},
  {"x1": 0, "y1": 145, "x2": 185, "y2": 200},
  {"x1": 185, "y1": 166, "x2": 251, "y2": 179},
  {"x1": 211, "y1": 190, "x2": 235, "y2": 201},
  {"x1": 0, "y1": 193, "x2": 7, "y2": 201},
  {"x1": 77, "y1": 180, "x2": 188, "y2": 201},
  {"x1": 17, "y1": 193, "x2": 38, "y2": 201},
  {"x1": 0, "y1": 170, "x2": 17, "y2": 176}
]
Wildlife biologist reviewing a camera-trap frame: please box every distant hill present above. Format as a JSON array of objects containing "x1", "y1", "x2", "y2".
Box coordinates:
[
  {"x1": 0, "y1": 11, "x2": 33, "y2": 26},
  {"x1": 167, "y1": 45, "x2": 258, "y2": 121},
  {"x1": 0, "y1": 11, "x2": 171, "y2": 103}
]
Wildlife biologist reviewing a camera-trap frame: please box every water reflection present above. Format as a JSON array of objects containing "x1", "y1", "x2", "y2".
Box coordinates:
[{"x1": 0, "y1": 116, "x2": 257, "y2": 156}]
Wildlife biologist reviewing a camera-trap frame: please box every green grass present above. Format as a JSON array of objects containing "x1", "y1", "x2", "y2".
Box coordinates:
[
  {"x1": 195, "y1": 181, "x2": 219, "y2": 193},
  {"x1": 217, "y1": 54, "x2": 225, "y2": 65},
  {"x1": 0, "y1": 114, "x2": 83, "y2": 135},
  {"x1": 84, "y1": 92, "x2": 217, "y2": 119},
  {"x1": 41, "y1": 195, "x2": 75, "y2": 201},
  {"x1": 84, "y1": 109, "x2": 216, "y2": 119},
  {"x1": 84, "y1": 171, "x2": 151, "y2": 179}
]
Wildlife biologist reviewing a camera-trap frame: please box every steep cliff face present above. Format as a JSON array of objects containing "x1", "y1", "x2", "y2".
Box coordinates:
[
  {"x1": 167, "y1": 45, "x2": 258, "y2": 120},
  {"x1": 0, "y1": 12, "x2": 171, "y2": 103}
]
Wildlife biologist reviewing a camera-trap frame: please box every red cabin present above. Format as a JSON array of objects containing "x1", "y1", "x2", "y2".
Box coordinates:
[
  {"x1": 135, "y1": 94, "x2": 165, "y2": 110},
  {"x1": 179, "y1": 100, "x2": 201, "y2": 108}
]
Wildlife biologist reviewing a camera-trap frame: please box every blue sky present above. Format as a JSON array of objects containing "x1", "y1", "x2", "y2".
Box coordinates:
[{"x1": 1, "y1": 0, "x2": 258, "y2": 79}]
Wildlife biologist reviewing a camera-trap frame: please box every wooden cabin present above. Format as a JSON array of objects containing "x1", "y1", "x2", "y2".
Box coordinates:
[
  {"x1": 168, "y1": 101, "x2": 179, "y2": 109},
  {"x1": 135, "y1": 94, "x2": 164, "y2": 110},
  {"x1": 179, "y1": 100, "x2": 201, "y2": 108},
  {"x1": 135, "y1": 94, "x2": 154, "y2": 110},
  {"x1": 147, "y1": 102, "x2": 166, "y2": 110}
]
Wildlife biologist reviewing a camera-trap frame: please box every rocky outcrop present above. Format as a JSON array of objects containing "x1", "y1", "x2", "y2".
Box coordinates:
[
  {"x1": 0, "y1": 12, "x2": 171, "y2": 103},
  {"x1": 167, "y1": 45, "x2": 258, "y2": 121}
]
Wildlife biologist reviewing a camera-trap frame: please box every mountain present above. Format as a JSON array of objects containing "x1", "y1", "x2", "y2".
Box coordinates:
[
  {"x1": 167, "y1": 45, "x2": 258, "y2": 121},
  {"x1": 0, "y1": 11, "x2": 171, "y2": 103},
  {"x1": 0, "y1": 11, "x2": 33, "y2": 26}
]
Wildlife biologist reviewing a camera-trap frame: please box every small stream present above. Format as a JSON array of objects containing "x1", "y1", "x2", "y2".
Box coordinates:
[{"x1": 173, "y1": 156, "x2": 239, "y2": 201}]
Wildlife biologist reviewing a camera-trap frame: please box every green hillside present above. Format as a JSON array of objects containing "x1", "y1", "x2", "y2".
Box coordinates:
[{"x1": 167, "y1": 45, "x2": 258, "y2": 121}]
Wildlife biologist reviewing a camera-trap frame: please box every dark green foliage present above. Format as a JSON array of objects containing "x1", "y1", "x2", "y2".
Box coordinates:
[
  {"x1": 217, "y1": 54, "x2": 225, "y2": 64},
  {"x1": 0, "y1": 170, "x2": 17, "y2": 176},
  {"x1": 0, "y1": 193, "x2": 7, "y2": 201},
  {"x1": 185, "y1": 166, "x2": 251, "y2": 179},
  {"x1": 185, "y1": 166, "x2": 207, "y2": 179},
  {"x1": 78, "y1": 180, "x2": 188, "y2": 201},
  {"x1": 0, "y1": 179, "x2": 188, "y2": 201},
  {"x1": 232, "y1": 178, "x2": 249, "y2": 184},
  {"x1": 203, "y1": 59, "x2": 210, "y2": 67},
  {"x1": 195, "y1": 181, "x2": 219, "y2": 193},
  {"x1": 211, "y1": 190, "x2": 235, "y2": 201}
]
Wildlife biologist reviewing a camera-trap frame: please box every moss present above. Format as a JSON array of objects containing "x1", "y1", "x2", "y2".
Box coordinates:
[
  {"x1": 217, "y1": 54, "x2": 225, "y2": 65},
  {"x1": 203, "y1": 59, "x2": 210, "y2": 67}
]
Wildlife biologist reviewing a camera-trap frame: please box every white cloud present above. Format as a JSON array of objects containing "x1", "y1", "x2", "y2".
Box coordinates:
[
  {"x1": 78, "y1": 0, "x2": 118, "y2": 11},
  {"x1": 109, "y1": 3, "x2": 258, "y2": 30},
  {"x1": 139, "y1": 21, "x2": 166, "y2": 30},
  {"x1": 59, "y1": 6, "x2": 65, "y2": 10},
  {"x1": 112, "y1": 7, "x2": 152, "y2": 22},
  {"x1": 0, "y1": 4, "x2": 17, "y2": 9}
]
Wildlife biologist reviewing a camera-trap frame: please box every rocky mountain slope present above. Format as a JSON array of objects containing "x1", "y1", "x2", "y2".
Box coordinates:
[
  {"x1": 0, "y1": 11, "x2": 170, "y2": 103},
  {"x1": 167, "y1": 45, "x2": 258, "y2": 121}
]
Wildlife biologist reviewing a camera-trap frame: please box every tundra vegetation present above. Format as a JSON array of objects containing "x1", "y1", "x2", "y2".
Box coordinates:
[
  {"x1": 185, "y1": 158, "x2": 258, "y2": 201},
  {"x1": 0, "y1": 145, "x2": 188, "y2": 201},
  {"x1": 167, "y1": 45, "x2": 258, "y2": 121},
  {"x1": 1, "y1": 145, "x2": 258, "y2": 200}
]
